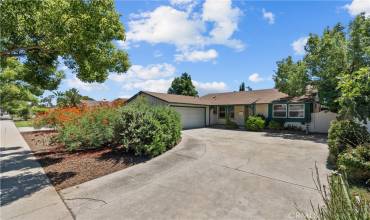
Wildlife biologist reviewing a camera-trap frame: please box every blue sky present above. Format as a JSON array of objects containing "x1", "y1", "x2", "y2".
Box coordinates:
[{"x1": 57, "y1": 0, "x2": 369, "y2": 100}]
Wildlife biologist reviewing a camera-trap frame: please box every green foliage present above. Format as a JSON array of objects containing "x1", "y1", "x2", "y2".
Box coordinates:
[
  {"x1": 0, "y1": 0, "x2": 130, "y2": 90},
  {"x1": 168, "y1": 73, "x2": 198, "y2": 96},
  {"x1": 304, "y1": 165, "x2": 370, "y2": 220},
  {"x1": 274, "y1": 56, "x2": 309, "y2": 97},
  {"x1": 268, "y1": 120, "x2": 283, "y2": 130},
  {"x1": 328, "y1": 120, "x2": 370, "y2": 164},
  {"x1": 57, "y1": 107, "x2": 118, "y2": 151},
  {"x1": 0, "y1": 58, "x2": 38, "y2": 115},
  {"x1": 55, "y1": 88, "x2": 82, "y2": 107},
  {"x1": 245, "y1": 116, "x2": 265, "y2": 131},
  {"x1": 226, "y1": 118, "x2": 239, "y2": 129},
  {"x1": 31, "y1": 106, "x2": 48, "y2": 115},
  {"x1": 114, "y1": 101, "x2": 181, "y2": 157},
  {"x1": 305, "y1": 24, "x2": 348, "y2": 112},
  {"x1": 338, "y1": 67, "x2": 370, "y2": 123},
  {"x1": 274, "y1": 14, "x2": 370, "y2": 116},
  {"x1": 338, "y1": 144, "x2": 370, "y2": 184}
]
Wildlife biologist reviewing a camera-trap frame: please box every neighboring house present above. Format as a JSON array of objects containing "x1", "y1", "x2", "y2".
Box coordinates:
[{"x1": 127, "y1": 89, "x2": 323, "y2": 131}]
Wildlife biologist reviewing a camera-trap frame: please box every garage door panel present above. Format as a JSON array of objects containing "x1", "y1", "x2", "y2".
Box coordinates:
[{"x1": 172, "y1": 106, "x2": 205, "y2": 129}]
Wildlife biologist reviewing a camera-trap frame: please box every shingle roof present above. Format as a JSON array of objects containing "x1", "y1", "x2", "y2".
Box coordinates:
[
  {"x1": 200, "y1": 89, "x2": 289, "y2": 105},
  {"x1": 143, "y1": 91, "x2": 208, "y2": 105},
  {"x1": 141, "y1": 89, "x2": 289, "y2": 105}
]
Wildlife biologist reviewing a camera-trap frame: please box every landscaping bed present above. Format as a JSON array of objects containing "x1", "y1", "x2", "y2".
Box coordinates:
[{"x1": 22, "y1": 131, "x2": 149, "y2": 190}]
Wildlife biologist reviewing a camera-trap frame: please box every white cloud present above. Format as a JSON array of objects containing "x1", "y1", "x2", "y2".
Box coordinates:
[
  {"x1": 344, "y1": 0, "x2": 370, "y2": 17},
  {"x1": 109, "y1": 63, "x2": 176, "y2": 82},
  {"x1": 114, "y1": 40, "x2": 130, "y2": 50},
  {"x1": 291, "y1": 36, "x2": 308, "y2": 55},
  {"x1": 193, "y1": 80, "x2": 227, "y2": 93},
  {"x1": 65, "y1": 77, "x2": 107, "y2": 92},
  {"x1": 126, "y1": 0, "x2": 244, "y2": 61},
  {"x1": 202, "y1": 0, "x2": 244, "y2": 50},
  {"x1": 248, "y1": 73, "x2": 264, "y2": 83},
  {"x1": 262, "y1": 8, "x2": 275, "y2": 24},
  {"x1": 123, "y1": 78, "x2": 173, "y2": 93},
  {"x1": 127, "y1": 6, "x2": 205, "y2": 48},
  {"x1": 175, "y1": 49, "x2": 218, "y2": 62}
]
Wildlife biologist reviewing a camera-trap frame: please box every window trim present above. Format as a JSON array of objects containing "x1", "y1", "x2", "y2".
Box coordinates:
[
  {"x1": 288, "y1": 104, "x2": 305, "y2": 118},
  {"x1": 272, "y1": 104, "x2": 287, "y2": 118}
]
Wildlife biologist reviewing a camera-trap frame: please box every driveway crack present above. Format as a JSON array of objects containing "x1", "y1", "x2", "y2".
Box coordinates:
[{"x1": 64, "y1": 197, "x2": 107, "y2": 205}]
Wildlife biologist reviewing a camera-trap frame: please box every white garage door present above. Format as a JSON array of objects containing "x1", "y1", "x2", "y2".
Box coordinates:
[{"x1": 172, "y1": 106, "x2": 205, "y2": 129}]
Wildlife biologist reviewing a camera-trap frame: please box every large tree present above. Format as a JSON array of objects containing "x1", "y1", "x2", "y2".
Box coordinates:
[
  {"x1": 273, "y1": 56, "x2": 309, "y2": 97},
  {"x1": 0, "y1": 0, "x2": 130, "y2": 109},
  {"x1": 273, "y1": 13, "x2": 370, "y2": 120},
  {"x1": 168, "y1": 73, "x2": 198, "y2": 96},
  {"x1": 55, "y1": 88, "x2": 82, "y2": 107}
]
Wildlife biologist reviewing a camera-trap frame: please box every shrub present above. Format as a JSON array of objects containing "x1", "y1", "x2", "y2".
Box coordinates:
[
  {"x1": 114, "y1": 102, "x2": 181, "y2": 157},
  {"x1": 337, "y1": 144, "x2": 370, "y2": 184},
  {"x1": 245, "y1": 116, "x2": 265, "y2": 131},
  {"x1": 33, "y1": 107, "x2": 84, "y2": 128},
  {"x1": 57, "y1": 107, "x2": 119, "y2": 150},
  {"x1": 268, "y1": 120, "x2": 283, "y2": 130},
  {"x1": 304, "y1": 165, "x2": 370, "y2": 220},
  {"x1": 328, "y1": 120, "x2": 370, "y2": 163},
  {"x1": 226, "y1": 117, "x2": 239, "y2": 129}
]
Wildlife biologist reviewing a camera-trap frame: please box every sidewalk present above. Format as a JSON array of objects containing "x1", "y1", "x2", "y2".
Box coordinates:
[{"x1": 0, "y1": 120, "x2": 73, "y2": 220}]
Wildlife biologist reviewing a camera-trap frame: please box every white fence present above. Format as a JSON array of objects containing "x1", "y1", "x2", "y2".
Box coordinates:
[{"x1": 309, "y1": 111, "x2": 338, "y2": 133}]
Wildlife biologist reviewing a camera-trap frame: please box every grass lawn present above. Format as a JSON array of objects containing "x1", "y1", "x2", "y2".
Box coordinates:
[{"x1": 14, "y1": 120, "x2": 33, "y2": 127}]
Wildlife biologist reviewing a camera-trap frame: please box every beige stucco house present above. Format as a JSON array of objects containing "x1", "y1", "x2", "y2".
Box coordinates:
[{"x1": 127, "y1": 89, "x2": 319, "y2": 130}]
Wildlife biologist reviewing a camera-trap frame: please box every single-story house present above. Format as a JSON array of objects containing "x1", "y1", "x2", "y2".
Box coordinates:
[{"x1": 127, "y1": 89, "x2": 322, "y2": 131}]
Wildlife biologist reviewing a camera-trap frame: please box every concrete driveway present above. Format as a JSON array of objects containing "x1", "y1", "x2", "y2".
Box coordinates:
[{"x1": 60, "y1": 128, "x2": 329, "y2": 220}]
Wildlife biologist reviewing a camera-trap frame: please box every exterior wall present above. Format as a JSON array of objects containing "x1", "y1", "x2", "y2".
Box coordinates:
[
  {"x1": 255, "y1": 104, "x2": 268, "y2": 117},
  {"x1": 234, "y1": 105, "x2": 245, "y2": 126},
  {"x1": 134, "y1": 93, "x2": 168, "y2": 105}
]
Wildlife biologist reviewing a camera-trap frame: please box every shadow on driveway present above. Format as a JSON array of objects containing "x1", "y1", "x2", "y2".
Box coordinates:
[{"x1": 262, "y1": 131, "x2": 328, "y2": 144}]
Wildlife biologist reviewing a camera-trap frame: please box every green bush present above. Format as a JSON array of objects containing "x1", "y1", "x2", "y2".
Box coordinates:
[
  {"x1": 57, "y1": 107, "x2": 118, "y2": 150},
  {"x1": 114, "y1": 102, "x2": 181, "y2": 157},
  {"x1": 245, "y1": 116, "x2": 265, "y2": 131},
  {"x1": 328, "y1": 120, "x2": 370, "y2": 164},
  {"x1": 304, "y1": 165, "x2": 370, "y2": 220},
  {"x1": 338, "y1": 144, "x2": 370, "y2": 184},
  {"x1": 226, "y1": 118, "x2": 239, "y2": 129},
  {"x1": 268, "y1": 120, "x2": 283, "y2": 130}
]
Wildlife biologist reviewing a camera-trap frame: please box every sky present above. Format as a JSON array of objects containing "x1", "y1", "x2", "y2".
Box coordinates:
[{"x1": 56, "y1": 0, "x2": 370, "y2": 101}]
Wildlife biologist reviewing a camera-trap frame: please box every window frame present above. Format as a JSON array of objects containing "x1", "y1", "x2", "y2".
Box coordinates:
[
  {"x1": 218, "y1": 106, "x2": 226, "y2": 119},
  {"x1": 272, "y1": 104, "x2": 287, "y2": 118},
  {"x1": 288, "y1": 104, "x2": 305, "y2": 118}
]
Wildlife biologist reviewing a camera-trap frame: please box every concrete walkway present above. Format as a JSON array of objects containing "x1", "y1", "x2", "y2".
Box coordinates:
[{"x1": 0, "y1": 120, "x2": 73, "y2": 220}]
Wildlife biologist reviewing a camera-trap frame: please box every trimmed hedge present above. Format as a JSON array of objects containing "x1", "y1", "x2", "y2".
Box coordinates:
[
  {"x1": 268, "y1": 120, "x2": 283, "y2": 130},
  {"x1": 114, "y1": 101, "x2": 181, "y2": 157},
  {"x1": 245, "y1": 116, "x2": 265, "y2": 131}
]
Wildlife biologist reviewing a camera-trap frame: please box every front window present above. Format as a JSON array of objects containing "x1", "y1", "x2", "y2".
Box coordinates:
[
  {"x1": 288, "y1": 104, "x2": 304, "y2": 118},
  {"x1": 228, "y1": 106, "x2": 234, "y2": 119},
  {"x1": 219, "y1": 106, "x2": 226, "y2": 119},
  {"x1": 273, "y1": 104, "x2": 287, "y2": 118}
]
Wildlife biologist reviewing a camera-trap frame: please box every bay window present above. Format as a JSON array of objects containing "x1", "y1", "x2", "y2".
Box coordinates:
[
  {"x1": 288, "y1": 104, "x2": 304, "y2": 118},
  {"x1": 273, "y1": 104, "x2": 287, "y2": 118}
]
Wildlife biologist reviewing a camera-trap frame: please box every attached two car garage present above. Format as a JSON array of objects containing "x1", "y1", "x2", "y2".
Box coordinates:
[{"x1": 171, "y1": 106, "x2": 206, "y2": 129}]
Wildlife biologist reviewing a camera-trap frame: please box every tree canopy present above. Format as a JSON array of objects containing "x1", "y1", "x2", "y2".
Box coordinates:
[
  {"x1": 55, "y1": 88, "x2": 82, "y2": 107},
  {"x1": 273, "y1": 13, "x2": 370, "y2": 121},
  {"x1": 239, "y1": 82, "x2": 245, "y2": 91},
  {"x1": 273, "y1": 56, "x2": 309, "y2": 97},
  {"x1": 168, "y1": 73, "x2": 198, "y2": 97},
  {"x1": 0, "y1": 0, "x2": 130, "y2": 114}
]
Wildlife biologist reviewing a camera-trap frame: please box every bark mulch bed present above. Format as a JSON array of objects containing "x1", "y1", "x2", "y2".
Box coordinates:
[{"x1": 22, "y1": 131, "x2": 148, "y2": 191}]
